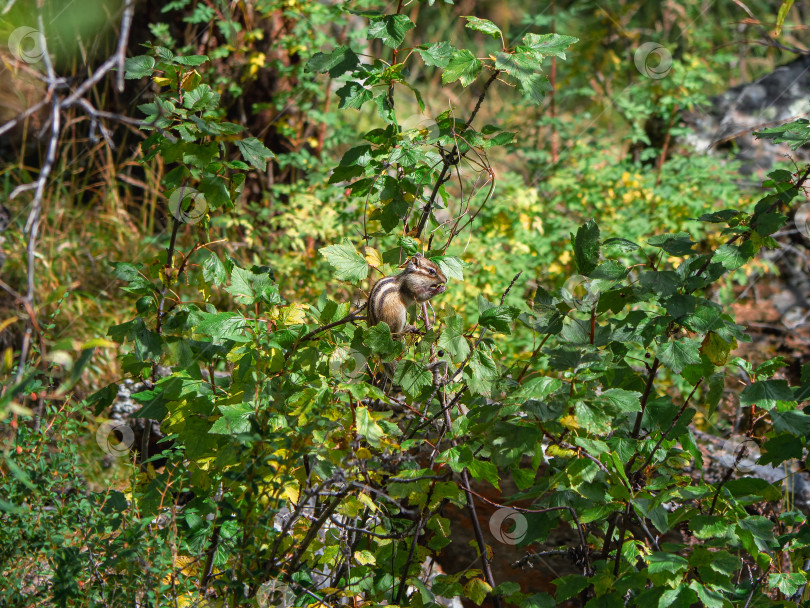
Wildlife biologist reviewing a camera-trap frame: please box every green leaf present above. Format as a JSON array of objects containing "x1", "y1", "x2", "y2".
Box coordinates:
[
  {"x1": 202, "y1": 253, "x2": 227, "y2": 286},
  {"x1": 438, "y1": 314, "x2": 470, "y2": 361},
  {"x1": 124, "y1": 55, "x2": 155, "y2": 79},
  {"x1": 725, "y1": 477, "x2": 781, "y2": 501},
  {"x1": 418, "y1": 41, "x2": 454, "y2": 67},
  {"x1": 772, "y1": 409, "x2": 810, "y2": 435},
  {"x1": 464, "y1": 348, "x2": 498, "y2": 394},
  {"x1": 366, "y1": 323, "x2": 403, "y2": 359},
  {"x1": 305, "y1": 45, "x2": 359, "y2": 77},
  {"x1": 602, "y1": 237, "x2": 640, "y2": 253},
  {"x1": 319, "y1": 240, "x2": 369, "y2": 282},
  {"x1": 521, "y1": 33, "x2": 578, "y2": 59},
  {"x1": 714, "y1": 243, "x2": 748, "y2": 270},
  {"x1": 739, "y1": 380, "x2": 794, "y2": 410},
  {"x1": 494, "y1": 52, "x2": 537, "y2": 82},
  {"x1": 601, "y1": 388, "x2": 642, "y2": 412},
  {"x1": 107, "y1": 317, "x2": 163, "y2": 360},
  {"x1": 194, "y1": 312, "x2": 250, "y2": 342},
  {"x1": 769, "y1": 573, "x2": 805, "y2": 596},
  {"x1": 553, "y1": 575, "x2": 588, "y2": 601},
  {"x1": 210, "y1": 403, "x2": 253, "y2": 434},
  {"x1": 464, "y1": 16, "x2": 502, "y2": 39},
  {"x1": 368, "y1": 14, "x2": 415, "y2": 48},
  {"x1": 698, "y1": 209, "x2": 740, "y2": 223},
  {"x1": 173, "y1": 54, "x2": 208, "y2": 66},
  {"x1": 198, "y1": 174, "x2": 230, "y2": 210},
  {"x1": 435, "y1": 256, "x2": 464, "y2": 281},
  {"x1": 574, "y1": 400, "x2": 613, "y2": 434},
  {"x1": 647, "y1": 552, "x2": 688, "y2": 575},
  {"x1": 573, "y1": 220, "x2": 600, "y2": 275},
  {"x1": 647, "y1": 232, "x2": 695, "y2": 256},
  {"x1": 590, "y1": 260, "x2": 628, "y2": 281},
  {"x1": 656, "y1": 586, "x2": 697, "y2": 608},
  {"x1": 658, "y1": 338, "x2": 701, "y2": 374},
  {"x1": 235, "y1": 137, "x2": 274, "y2": 172},
  {"x1": 394, "y1": 360, "x2": 432, "y2": 396},
  {"x1": 183, "y1": 84, "x2": 220, "y2": 111},
  {"x1": 339, "y1": 144, "x2": 373, "y2": 168},
  {"x1": 86, "y1": 383, "x2": 119, "y2": 416},
  {"x1": 466, "y1": 458, "x2": 500, "y2": 489},
  {"x1": 442, "y1": 49, "x2": 482, "y2": 87},
  {"x1": 523, "y1": 593, "x2": 555, "y2": 608},
  {"x1": 225, "y1": 265, "x2": 279, "y2": 306},
  {"x1": 689, "y1": 516, "x2": 730, "y2": 540},
  {"x1": 441, "y1": 446, "x2": 499, "y2": 488},
  {"x1": 755, "y1": 356, "x2": 788, "y2": 378},
  {"x1": 336, "y1": 81, "x2": 373, "y2": 110},
  {"x1": 355, "y1": 406, "x2": 385, "y2": 447},
  {"x1": 738, "y1": 516, "x2": 777, "y2": 552},
  {"x1": 508, "y1": 376, "x2": 562, "y2": 404},
  {"x1": 479, "y1": 305, "x2": 520, "y2": 334}
]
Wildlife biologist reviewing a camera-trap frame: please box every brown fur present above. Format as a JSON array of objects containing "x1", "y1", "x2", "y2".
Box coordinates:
[{"x1": 367, "y1": 255, "x2": 447, "y2": 334}]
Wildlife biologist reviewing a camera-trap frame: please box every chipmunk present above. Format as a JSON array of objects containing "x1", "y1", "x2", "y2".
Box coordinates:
[
  {"x1": 365, "y1": 254, "x2": 449, "y2": 387},
  {"x1": 367, "y1": 254, "x2": 447, "y2": 335}
]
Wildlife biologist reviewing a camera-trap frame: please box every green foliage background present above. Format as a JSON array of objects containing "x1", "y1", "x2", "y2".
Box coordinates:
[{"x1": 3, "y1": 0, "x2": 810, "y2": 606}]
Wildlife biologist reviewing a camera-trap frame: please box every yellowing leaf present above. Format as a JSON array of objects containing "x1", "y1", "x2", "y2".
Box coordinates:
[
  {"x1": 278, "y1": 303, "x2": 309, "y2": 325},
  {"x1": 180, "y1": 69, "x2": 201, "y2": 91},
  {"x1": 700, "y1": 331, "x2": 737, "y2": 366},
  {"x1": 364, "y1": 246, "x2": 383, "y2": 269},
  {"x1": 248, "y1": 52, "x2": 267, "y2": 77},
  {"x1": 283, "y1": 484, "x2": 300, "y2": 504},
  {"x1": 268, "y1": 348, "x2": 284, "y2": 373},
  {"x1": 79, "y1": 338, "x2": 117, "y2": 349},
  {"x1": 357, "y1": 492, "x2": 378, "y2": 512},
  {"x1": 464, "y1": 578, "x2": 492, "y2": 606},
  {"x1": 339, "y1": 496, "x2": 364, "y2": 517},
  {"x1": 354, "y1": 549, "x2": 376, "y2": 565},
  {"x1": 546, "y1": 444, "x2": 577, "y2": 458},
  {"x1": 0, "y1": 317, "x2": 19, "y2": 334},
  {"x1": 559, "y1": 414, "x2": 580, "y2": 430}
]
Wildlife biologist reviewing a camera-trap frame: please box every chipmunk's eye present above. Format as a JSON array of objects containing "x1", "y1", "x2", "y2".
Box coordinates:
[{"x1": 428, "y1": 268, "x2": 436, "y2": 276}]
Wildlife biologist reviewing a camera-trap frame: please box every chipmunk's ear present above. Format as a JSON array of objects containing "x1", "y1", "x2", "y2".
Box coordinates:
[{"x1": 402, "y1": 253, "x2": 423, "y2": 271}]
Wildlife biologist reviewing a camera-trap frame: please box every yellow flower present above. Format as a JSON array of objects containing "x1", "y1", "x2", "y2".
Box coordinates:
[{"x1": 248, "y1": 52, "x2": 266, "y2": 77}]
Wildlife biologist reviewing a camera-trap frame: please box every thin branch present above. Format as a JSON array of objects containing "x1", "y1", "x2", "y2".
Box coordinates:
[
  {"x1": 414, "y1": 69, "x2": 501, "y2": 238},
  {"x1": 630, "y1": 357, "x2": 661, "y2": 439},
  {"x1": 115, "y1": 0, "x2": 135, "y2": 92},
  {"x1": 295, "y1": 305, "x2": 367, "y2": 345},
  {"x1": 636, "y1": 379, "x2": 702, "y2": 473}
]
